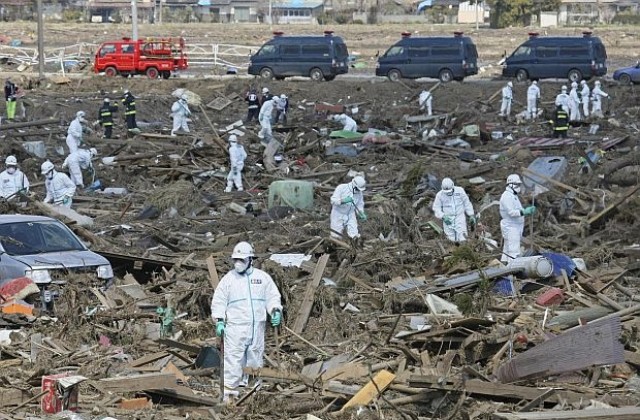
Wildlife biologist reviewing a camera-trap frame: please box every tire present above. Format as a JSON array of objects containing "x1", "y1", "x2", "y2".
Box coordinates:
[
  {"x1": 387, "y1": 69, "x2": 401, "y2": 82},
  {"x1": 438, "y1": 68, "x2": 454, "y2": 83},
  {"x1": 619, "y1": 73, "x2": 632, "y2": 85},
  {"x1": 161, "y1": 71, "x2": 171, "y2": 80},
  {"x1": 260, "y1": 67, "x2": 274, "y2": 80},
  {"x1": 104, "y1": 66, "x2": 118, "y2": 77},
  {"x1": 515, "y1": 69, "x2": 529, "y2": 82},
  {"x1": 324, "y1": 75, "x2": 336, "y2": 81},
  {"x1": 146, "y1": 67, "x2": 159, "y2": 79},
  {"x1": 309, "y1": 67, "x2": 324, "y2": 81},
  {"x1": 568, "y1": 69, "x2": 582, "y2": 83}
]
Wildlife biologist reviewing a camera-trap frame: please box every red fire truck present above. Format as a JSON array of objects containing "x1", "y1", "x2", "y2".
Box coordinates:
[{"x1": 93, "y1": 37, "x2": 188, "y2": 79}]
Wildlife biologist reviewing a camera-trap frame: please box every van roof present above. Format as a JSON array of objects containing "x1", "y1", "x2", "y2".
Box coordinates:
[
  {"x1": 268, "y1": 35, "x2": 346, "y2": 43},
  {"x1": 524, "y1": 36, "x2": 603, "y2": 45}
]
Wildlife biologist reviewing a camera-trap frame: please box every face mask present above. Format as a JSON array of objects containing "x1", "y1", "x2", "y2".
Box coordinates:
[
  {"x1": 7, "y1": 167, "x2": 16, "y2": 175},
  {"x1": 46, "y1": 171, "x2": 54, "y2": 180},
  {"x1": 445, "y1": 189, "x2": 454, "y2": 196},
  {"x1": 234, "y1": 258, "x2": 250, "y2": 274},
  {"x1": 511, "y1": 185, "x2": 521, "y2": 194}
]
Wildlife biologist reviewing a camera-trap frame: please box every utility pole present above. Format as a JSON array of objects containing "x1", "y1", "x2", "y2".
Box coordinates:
[
  {"x1": 475, "y1": 1, "x2": 479, "y2": 30},
  {"x1": 268, "y1": 0, "x2": 272, "y2": 26},
  {"x1": 159, "y1": 0, "x2": 163, "y2": 24},
  {"x1": 36, "y1": 0, "x2": 45, "y2": 78},
  {"x1": 131, "y1": 0, "x2": 138, "y2": 41}
]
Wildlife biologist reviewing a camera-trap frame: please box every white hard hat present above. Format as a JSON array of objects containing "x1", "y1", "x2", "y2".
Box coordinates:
[
  {"x1": 280, "y1": 94, "x2": 287, "y2": 100},
  {"x1": 124, "y1": 89, "x2": 130, "y2": 94},
  {"x1": 76, "y1": 111, "x2": 86, "y2": 119},
  {"x1": 506, "y1": 174, "x2": 522, "y2": 185},
  {"x1": 231, "y1": 241, "x2": 255, "y2": 259},
  {"x1": 228, "y1": 134, "x2": 238, "y2": 143},
  {"x1": 532, "y1": 80, "x2": 538, "y2": 85},
  {"x1": 104, "y1": 98, "x2": 110, "y2": 103},
  {"x1": 441, "y1": 177, "x2": 454, "y2": 191},
  {"x1": 89, "y1": 148, "x2": 98, "y2": 157},
  {"x1": 352, "y1": 175, "x2": 366, "y2": 191},
  {"x1": 571, "y1": 81, "x2": 578, "y2": 88},
  {"x1": 5, "y1": 155, "x2": 17, "y2": 166},
  {"x1": 272, "y1": 95, "x2": 280, "y2": 101},
  {"x1": 180, "y1": 94, "x2": 188, "y2": 101},
  {"x1": 561, "y1": 85, "x2": 567, "y2": 91},
  {"x1": 595, "y1": 80, "x2": 601, "y2": 85},
  {"x1": 262, "y1": 87, "x2": 269, "y2": 94},
  {"x1": 580, "y1": 80, "x2": 586, "y2": 85},
  {"x1": 41, "y1": 160, "x2": 55, "y2": 175},
  {"x1": 507, "y1": 82, "x2": 513, "y2": 88}
]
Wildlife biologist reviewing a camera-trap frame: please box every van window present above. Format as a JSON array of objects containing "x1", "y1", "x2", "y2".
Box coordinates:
[
  {"x1": 385, "y1": 46, "x2": 404, "y2": 57},
  {"x1": 99, "y1": 44, "x2": 116, "y2": 57},
  {"x1": 122, "y1": 44, "x2": 135, "y2": 54},
  {"x1": 334, "y1": 43, "x2": 348, "y2": 58},
  {"x1": 408, "y1": 46, "x2": 430, "y2": 58},
  {"x1": 559, "y1": 45, "x2": 589, "y2": 56},
  {"x1": 431, "y1": 46, "x2": 460, "y2": 56},
  {"x1": 536, "y1": 46, "x2": 558, "y2": 58},
  {"x1": 257, "y1": 45, "x2": 277, "y2": 56},
  {"x1": 593, "y1": 43, "x2": 607, "y2": 59},
  {"x1": 302, "y1": 44, "x2": 330, "y2": 56},
  {"x1": 512, "y1": 45, "x2": 532, "y2": 58},
  {"x1": 282, "y1": 45, "x2": 300, "y2": 55},
  {"x1": 465, "y1": 43, "x2": 478, "y2": 59}
]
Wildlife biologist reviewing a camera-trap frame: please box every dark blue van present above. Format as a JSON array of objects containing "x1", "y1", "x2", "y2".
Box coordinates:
[
  {"x1": 248, "y1": 31, "x2": 349, "y2": 82},
  {"x1": 502, "y1": 32, "x2": 607, "y2": 83},
  {"x1": 375, "y1": 32, "x2": 478, "y2": 83}
]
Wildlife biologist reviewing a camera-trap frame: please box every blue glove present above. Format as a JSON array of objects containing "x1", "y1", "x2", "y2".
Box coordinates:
[
  {"x1": 271, "y1": 310, "x2": 282, "y2": 327},
  {"x1": 216, "y1": 320, "x2": 225, "y2": 337},
  {"x1": 341, "y1": 196, "x2": 354, "y2": 204},
  {"x1": 443, "y1": 216, "x2": 453, "y2": 226},
  {"x1": 62, "y1": 196, "x2": 71, "y2": 206},
  {"x1": 469, "y1": 215, "x2": 477, "y2": 226},
  {"x1": 522, "y1": 206, "x2": 536, "y2": 216},
  {"x1": 358, "y1": 211, "x2": 367, "y2": 221}
]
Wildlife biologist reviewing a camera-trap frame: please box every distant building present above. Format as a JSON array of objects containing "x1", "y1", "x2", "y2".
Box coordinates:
[
  {"x1": 271, "y1": 0, "x2": 324, "y2": 24},
  {"x1": 559, "y1": 0, "x2": 640, "y2": 25}
]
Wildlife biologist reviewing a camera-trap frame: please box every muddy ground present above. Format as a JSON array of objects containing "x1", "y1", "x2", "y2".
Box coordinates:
[{"x1": 0, "y1": 21, "x2": 639, "y2": 420}]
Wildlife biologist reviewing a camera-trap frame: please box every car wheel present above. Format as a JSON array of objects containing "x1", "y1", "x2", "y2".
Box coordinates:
[
  {"x1": 568, "y1": 69, "x2": 582, "y2": 83},
  {"x1": 515, "y1": 69, "x2": 528, "y2": 82},
  {"x1": 439, "y1": 69, "x2": 453, "y2": 83},
  {"x1": 104, "y1": 66, "x2": 118, "y2": 77},
  {"x1": 146, "y1": 67, "x2": 159, "y2": 79},
  {"x1": 387, "y1": 69, "x2": 401, "y2": 82},
  {"x1": 309, "y1": 68, "x2": 324, "y2": 81},
  {"x1": 324, "y1": 75, "x2": 336, "y2": 81},
  {"x1": 162, "y1": 71, "x2": 171, "y2": 79},
  {"x1": 619, "y1": 73, "x2": 632, "y2": 85},
  {"x1": 260, "y1": 67, "x2": 274, "y2": 80}
]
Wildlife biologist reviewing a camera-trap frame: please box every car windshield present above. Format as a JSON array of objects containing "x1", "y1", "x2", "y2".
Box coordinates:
[
  {"x1": 334, "y1": 43, "x2": 349, "y2": 59},
  {"x1": 0, "y1": 221, "x2": 85, "y2": 256}
]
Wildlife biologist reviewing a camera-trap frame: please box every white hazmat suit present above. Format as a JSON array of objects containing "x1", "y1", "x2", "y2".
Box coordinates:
[
  {"x1": 526, "y1": 82, "x2": 540, "y2": 119},
  {"x1": 555, "y1": 88, "x2": 569, "y2": 114},
  {"x1": 580, "y1": 80, "x2": 590, "y2": 117},
  {"x1": 499, "y1": 83, "x2": 513, "y2": 117},
  {"x1": 569, "y1": 83, "x2": 581, "y2": 121},
  {"x1": 225, "y1": 137, "x2": 247, "y2": 192},
  {"x1": 171, "y1": 97, "x2": 191, "y2": 136},
  {"x1": 333, "y1": 113, "x2": 357, "y2": 132},
  {"x1": 211, "y1": 263, "x2": 282, "y2": 400},
  {"x1": 591, "y1": 82, "x2": 609, "y2": 118},
  {"x1": 66, "y1": 113, "x2": 87, "y2": 154},
  {"x1": 258, "y1": 98, "x2": 275, "y2": 142},
  {"x1": 44, "y1": 171, "x2": 76, "y2": 208},
  {"x1": 432, "y1": 184, "x2": 475, "y2": 243},
  {"x1": 330, "y1": 177, "x2": 365, "y2": 238},
  {"x1": 63, "y1": 148, "x2": 95, "y2": 188},
  {"x1": 499, "y1": 175, "x2": 535, "y2": 263},
  {"x1": 0, "y1": 168, "x2": 29, "y2": 199},
  {"x1": 419, "y1": 90, "x2": 433, "y2": 116}
]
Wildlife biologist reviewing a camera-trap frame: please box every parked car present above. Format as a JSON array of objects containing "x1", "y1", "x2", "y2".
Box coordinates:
[
  {"x1": 248, "y1": 31, "x2": 349, "y2": 81},
  {"x1": 502, "y1": 32, "x2": 607, "y2": 82},
  {"x1": 376, "y1": 32, "x2": 479, "y2": 82},
  {"x1": 613, "y1": 61, "x2": 640, "y2": 85},
  {"x1": 0, "y1": 215, "x2": 113, "y2": 286}
]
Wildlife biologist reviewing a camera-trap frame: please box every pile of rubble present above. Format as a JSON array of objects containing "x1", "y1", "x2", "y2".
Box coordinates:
[{"x1": 0, "y1": 75, "x2": 639, "y2": 420}]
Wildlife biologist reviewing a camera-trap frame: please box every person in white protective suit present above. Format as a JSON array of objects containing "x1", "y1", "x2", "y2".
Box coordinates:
[
  {"x1": 41, "y1": 160, "x2": 76, "y2": 208},
  {"x1": 568, "y1": 81, "x2": 581, "y2": 121},
  {"x1": 499, "y1": 174, "x2": 536, "y2": 263},
  {"x1": 554, "y1": 85, "x2": 569, "y2": 114},
  {"x1": 432, "y1": 178, "x2": 476, "y2": 243},
  {"x1": 171, "y1": 95, "x2": 191, "y2": 136},
  {"x1": 66, "y1": 111, "x2": 89, "y2": 154},
  {"x1": 211, "y1": 241, "x2": 283, "y2": 403},
  {"x1": 419, "y1": 89, "x2": 433, "y2": 116},
  {"x1": 225, "y1": 135, "x2": 247, "y2": 193},
  {"x1": 330, "y1": 176, "x2": 366, "y2": 239},
  {"x1": 258, "y1": 96, "x2": 276, "y2": 143},
  {"x1": 591, "y1": 81, "x2": 609, "y2": 118},
  {"x1": 63, "y1": 148, "x2": 97, "y2": 188},
  {"x1": 526, "y1": 81, "x2": 540, "y2": 119},
  {"x1": 332, "y1": 113, "x2": 357, "y2": 132},
  {"x1": 580, "y1": 80, "x2": 590, "y2": 118},
  {"x1": 499, "y1": 82, "x2": 513, "y2": 117},
  {"x1": 0, "y1": 155, "x2": 29, "y2": 200}
]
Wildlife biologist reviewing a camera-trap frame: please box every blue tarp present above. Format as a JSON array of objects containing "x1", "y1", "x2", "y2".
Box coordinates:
[
  {"x1": 417, "y1": 0, "x2": 434, "y2": 13},
  {"x1": 541, "y1": 252, "x2": 577, "y2": 278}
]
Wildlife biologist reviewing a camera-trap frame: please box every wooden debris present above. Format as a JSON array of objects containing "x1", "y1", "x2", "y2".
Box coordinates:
[
  {"x1": 292, "y1": 254, "x2": 330, "y2": 334},
  {"x1": 493, "y1": 407, "x2": 640, "y2": 420},
  {"x1": 98, "y1": 372, "x2": 178, "y2": 393},
  {"x1": 339, "y1": 370, "x2": 396, "y2": 412}
]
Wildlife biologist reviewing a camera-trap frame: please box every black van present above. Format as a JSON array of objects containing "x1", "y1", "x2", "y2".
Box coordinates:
[
  {"x1": 248, "y1": 31, "x2": 349, "y2": 82},
  {"x1": 502, "y1": 32, "x2": 607, "y2": 83},
  {"x1": 375, "y1": 32, "x2": 478, "y2": 83}
]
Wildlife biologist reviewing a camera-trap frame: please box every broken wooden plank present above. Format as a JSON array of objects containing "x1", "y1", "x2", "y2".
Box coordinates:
[
  {"x1": 587, "y1": 185, "x2": 640, "y2": 228},
  {"x1": 292, "y1": 254, "x2": 329, "y2": 334},
  {"x1": 517, "y1": 389, "x2": 556, "y2": 412},
  {"x1": 128, "y1": 351, "x2": 170, "y2": 367},
  {"x1": 206, "y1": 255, "x2": 220, "y2": 289},
  {"x1": 0, "y1": 117, "x2": 59, "y2": 131},
  {"x1": 98, "y1": 372, "x2": 178, "y2": 393},
  {"x1": 492, "y1": 407, "x2": 640, "y2": 420},
  {"x1": 339, "y1": 370, "x2": 396, "y2": 412},
  {"x1": 149, "y1": 386, "x2": 217, "y2": 406},
  {"x1": 496, "y1": 317, "x2": 624, "y2": 383}
]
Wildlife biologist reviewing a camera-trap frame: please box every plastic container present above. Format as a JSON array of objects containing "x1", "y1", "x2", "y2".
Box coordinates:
[
  {"x1": 268, "y1": 180, "x2": 314, "y2": 210},
  {"x1": 536, "y1": 287, "x2": 564, "y2": 306},
  {"x1": 507, "y1": 256, "x2": 554, "y2": 279}
]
